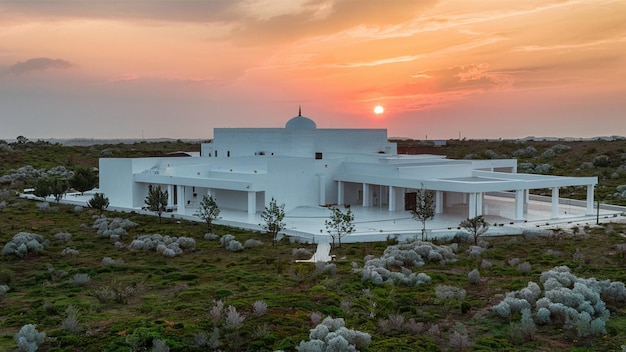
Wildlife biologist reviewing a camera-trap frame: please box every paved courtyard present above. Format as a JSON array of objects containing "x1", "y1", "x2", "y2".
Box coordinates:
[{"x1": 49, "y1": 191, "x2": 626, "y2": 244}]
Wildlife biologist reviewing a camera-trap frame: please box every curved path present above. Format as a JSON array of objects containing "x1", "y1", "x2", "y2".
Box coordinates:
[{"x1": 295, "y1": 240, "x2": 332, "y2": 263}]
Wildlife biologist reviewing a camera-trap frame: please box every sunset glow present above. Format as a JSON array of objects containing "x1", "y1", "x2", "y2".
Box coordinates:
[
  {"x1": 374, "y1": 106, "x2": 384, "y2": 115},
  {"x1": 0, "y1": 1, "x2": 624, "y2": 139}
]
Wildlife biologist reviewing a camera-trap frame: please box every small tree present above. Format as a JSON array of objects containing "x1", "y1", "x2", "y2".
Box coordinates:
[
  {"x1": 325, "y1": 205, "x2": 355, "y2": 248},
  {"x1": 33, "y1": 178, "x2": 51, "y2": 200},
  {"x1": 70, "y1": 167, "x2": 98, "y2": 195},
  {"x1": 87, "y1": 192, "x2": 109, "y2": 216},
  {"x1": 195, "y1": 195, "x2": 220, "y2": 233},
  {"x1": 260, "y1": 197, "x2": 285, "y2": 247},
  {"x1": 144, "y1": 184, "x2": 168, "y2": 223},
  {"x1": 49, "y1": 177, "x2": 69, "y2": 203},
  {"x1": 411, "y1": 186, "x2": 435, "y2": 241},
  {"x1": 459, "y1": 215, "x2": 489, "y2": 245}
]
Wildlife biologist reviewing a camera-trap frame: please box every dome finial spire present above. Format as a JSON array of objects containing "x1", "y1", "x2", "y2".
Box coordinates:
[{"x1": 298, "y1": 105, "x2": 301, "y2": 116}]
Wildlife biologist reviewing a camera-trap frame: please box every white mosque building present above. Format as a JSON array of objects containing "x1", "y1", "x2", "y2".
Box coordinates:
[{"x1": 99, "y1": 110, "x2": 598, "y2": 232}]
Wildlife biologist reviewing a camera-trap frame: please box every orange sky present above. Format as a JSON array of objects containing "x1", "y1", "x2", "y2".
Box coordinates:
[{"x1": 0, "y1": 0, "x2": 625, "y2": 139}]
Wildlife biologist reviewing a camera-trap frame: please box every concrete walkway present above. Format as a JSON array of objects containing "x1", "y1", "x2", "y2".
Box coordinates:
[{"x1": 295, "y1": 240, "x2": 332, "y2": 263}]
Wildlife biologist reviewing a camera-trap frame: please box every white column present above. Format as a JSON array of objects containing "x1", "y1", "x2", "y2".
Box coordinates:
[
  {"x1": 468, "y1": 193, "x2": 477, "y2": 218},
  {"x1": 524, "y1": 189, "x2": 529, "y2": 215},
  {"x1": 551, "y1": 187, "x2": 559, "y2": 219},
  {"x1": 362, "y1": 183, "x2": 370, "y2": 207},
  {"x1": 337, "y1": 181, "x2": 344, "y2": 205},
  {"x1": 435, "y1": 191, "x2": 443, "y2": 214},
  {"x1": 176, "y1": 185, "x2": 185, "y2": 214},
  {"x1": 586, "y1": 184, "x2": 595, "y2": 215},
  {"x1": 318, "y1": 175, "x2": 326, "y2": 206},
  {"x1": 515, "y1": 189, "x2": 524, "y2": 221},
  {"x1": 167, "y1": 185, "x2": 173, "y2": 206},
  {"x1": 247, "y1": 191, "x2": 256, "y2": 217},
  {"x1": 476, "y1": 192, "x2": 483, "y2": 216},
  {"x1": 389, "y1": 186, "x2": 396, "y2": 212}
]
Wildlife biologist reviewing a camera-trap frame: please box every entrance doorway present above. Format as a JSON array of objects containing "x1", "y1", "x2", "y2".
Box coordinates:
[{"x1": 405, "y1": 192, "x2": 416, "y2": 211}]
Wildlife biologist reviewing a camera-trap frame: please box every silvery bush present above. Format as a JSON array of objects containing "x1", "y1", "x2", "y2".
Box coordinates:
[
  {"x1": 360, "y1": 240, "x2": 454, "y2": 286},
  {"x1": 296, "y1": 316, "x2": 371, "y2": 352},
  {"x1": 14, "y1": 324, "x2": 45, "y2": 352},
  {"x1": 129, "y1": 234, "x2": 196, "y2": 257},
  {"x1": 492, "y1": 266, "x2": 625, "y2": 337},
  {"x1": 2, "y1": 232, "x2": 48, "y2": 258}
]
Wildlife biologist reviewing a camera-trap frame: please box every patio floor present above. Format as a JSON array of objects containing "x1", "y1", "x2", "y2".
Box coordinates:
[{"x1": 46, "y1": 191, "x2": 626, "y2": 244}]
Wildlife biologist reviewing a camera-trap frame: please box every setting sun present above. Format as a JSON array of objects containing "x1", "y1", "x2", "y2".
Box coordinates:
[{"x1": 374, "y1": 105, "x2": 384, "y2": 114}]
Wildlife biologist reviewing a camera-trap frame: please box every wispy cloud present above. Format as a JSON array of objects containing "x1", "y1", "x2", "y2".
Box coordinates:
[
  {"x1": 8, "y1": 57, "x2": 74, "y2": 74},
  {"x1": 330, "y1": 55, "x2": 422, "y2": 68},
  {"x1": 512, "y1": 36, "x2": 626, "y2": 52}
]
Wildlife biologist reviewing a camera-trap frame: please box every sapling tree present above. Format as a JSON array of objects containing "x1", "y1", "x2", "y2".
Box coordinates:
[
  {"x1": 411, "y1": 185, "x2": 435, "y2": 241},
  {"x1": 324, "y1": 205, "x2": 355, "y2": 248},
  {"x1": 195, "y1": 195, "x2": 220, "y2": 233},
  {"x1": 260, "y1": 197, "x2": 285, "y2": 247},
  {"x1": 144, "y1": 184, "x2": 168, "y2": 223},
  {"x1": 459, "y1": 215, "x2": 489, "y2": 245},
  {"x1": 87, "y1": 192, "x2": 109, "y2": 216}
]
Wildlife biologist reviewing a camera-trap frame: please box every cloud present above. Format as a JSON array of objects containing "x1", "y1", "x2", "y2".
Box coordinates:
[
  {"x1": 229, "y1": 0, "x2": 438, "y2": 45},
  {"x1": 8, "y1": 57, "x2": 74, "y2": 75},
  {"x1": 0, "y1": 0, "x2": 242, "y2": 23},
  {"x1": 411, "y1": 64, "x2": 513, "y2": 92},
  {"x1": 329, "y1": 55, "x2": 422, "y2": 68},
  {"x1": 512, "y1": 36, "x2": 626, "y2": 53}
]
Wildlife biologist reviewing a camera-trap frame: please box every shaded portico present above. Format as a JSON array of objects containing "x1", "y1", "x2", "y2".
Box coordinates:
[{"x1": 335, "y1": 170, "x2": 597, "y2": 223}]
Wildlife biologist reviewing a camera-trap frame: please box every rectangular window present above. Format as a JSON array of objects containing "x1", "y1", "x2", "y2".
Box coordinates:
[{"x1": 315, "y1": 152, "x2": 323, "y2": 160}]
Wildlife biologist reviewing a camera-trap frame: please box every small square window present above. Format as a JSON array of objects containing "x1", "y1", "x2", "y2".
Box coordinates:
[{"x1": 315, "y1": 152, "x2": 323, "y2": 160}]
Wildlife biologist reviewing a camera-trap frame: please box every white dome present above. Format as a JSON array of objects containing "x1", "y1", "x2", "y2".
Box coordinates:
[{"x1": 285, "y1": 107, "x2": 316, "y2": 130}]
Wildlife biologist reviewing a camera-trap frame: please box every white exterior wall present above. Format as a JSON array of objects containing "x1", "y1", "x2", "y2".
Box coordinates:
[
  {"x1": 263, "y1": 158, "x2": 318, "y2": 211},
  {"x1": 209, "y1": 128, "x2": 391, "y2": 158},
  {"x1": 99, "y1": 158, "x2": 134, "y2": 207},
  {"x1": 398, "y1": 164, "x2": 473, "y2": 179},
  {"x1": 100, "y1": 158, "x2": 174, "y2": 208}
]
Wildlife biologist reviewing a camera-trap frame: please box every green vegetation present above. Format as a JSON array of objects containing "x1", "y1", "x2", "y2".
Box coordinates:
[
  {"x1": 87, "y1": 193, "x2": 110, "y2": 216},
  {"x1": 1, "y1": 139, "x2": 626, "y2": 351},
  {"x1": 260, "y1": 197, "x2": 286, "y2": 247},
  {"x1": 70, "y1": 167, "x2": 99, "y2": 195},
  {"x1": 410, "y1": 186, "x2": 436, "y2": 241},
  {"x1": 1, "y1": 196, "x2": 625, "y2": 351},
  {"x1": 145, "y1": 185, "x2": 169, "y2": 223},
  {"x1": 324, "y1": 205, "x2": 355, "y2": 248},
  {"x1": 195, "y1": 195, "x2": 221, "y2": 234}
]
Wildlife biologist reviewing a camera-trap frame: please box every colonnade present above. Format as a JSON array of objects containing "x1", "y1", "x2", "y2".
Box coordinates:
[{"x1": 337, "y1": 181, "x2": 596, "y2": 221}]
